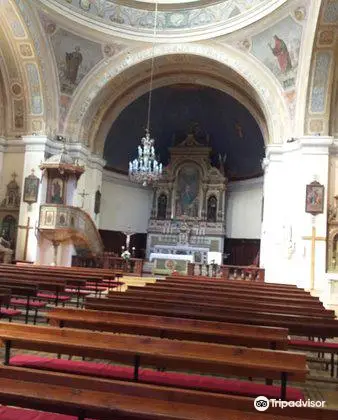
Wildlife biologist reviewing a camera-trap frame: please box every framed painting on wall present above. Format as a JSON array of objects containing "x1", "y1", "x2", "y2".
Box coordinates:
[
  {"x1": 50, "y1": 177, "x2": 64, "y2": 204},
  {"x1": 23, "y1": 171, "x2": 39, "y2": 204},
  {"x1": 305, "y1": 181, "x2": 324, "y2": 215}
]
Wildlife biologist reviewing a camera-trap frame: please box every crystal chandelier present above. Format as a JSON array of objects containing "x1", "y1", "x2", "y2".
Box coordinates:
[{"x1": 128, "y1": 1, "x2": 162, "y2": 187}]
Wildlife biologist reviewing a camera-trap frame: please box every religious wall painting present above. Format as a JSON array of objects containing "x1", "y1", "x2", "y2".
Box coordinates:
[
  {"x1": 23, "y1": 171, "x2": 39, "y2": 204},
  {"x1": 175, "y1": 164, "x2": 200, "y2": 218},
  {"x1": 50, "y1": 178, "x2": 64, "y2": 204},
  {"x1": 50, "y1": 28, "x2": 103, "y2": 95},
  {"x1": 305, "y1": 181, "x2": 324, "y2": 215},
  {"x1": 251, "y1": 16, "x2": 303, "y2": 90}
]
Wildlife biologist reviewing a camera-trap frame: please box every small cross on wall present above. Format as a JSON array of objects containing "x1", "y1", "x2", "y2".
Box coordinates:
[{"x1": 78, "y1": 189, "x2": 89, "y2": 208}]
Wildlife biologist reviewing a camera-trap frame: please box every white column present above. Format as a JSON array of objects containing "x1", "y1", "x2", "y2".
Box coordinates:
[
  {"x1": 260, "y1": 145, "x2": 285, "y2": 284},
  {"x1": 16, "y1": 135, "x2": 55, "y2": 262},
  {"x1": 261, "y1": 137, "x2": 331, "y2": 294},
  {"x1": 298, "y1": 137, "x2": 331, "y2": 294}
]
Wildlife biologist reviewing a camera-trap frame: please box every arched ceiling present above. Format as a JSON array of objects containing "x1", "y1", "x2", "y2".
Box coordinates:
[
  {"x1": 79, "y1": 53, "x2": 268, "y2": 156},
  {"x1": 104, "y1": 84, "x2": 265, "y2": 180}
]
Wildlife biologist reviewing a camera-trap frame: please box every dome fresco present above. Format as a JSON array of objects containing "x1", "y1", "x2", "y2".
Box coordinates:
[
  {"x1": 104, "y1": 85, "x2": 265, "y2": 180},
  {"x1": 40, "y1": 0, "x2": 286, "y2": 40}
]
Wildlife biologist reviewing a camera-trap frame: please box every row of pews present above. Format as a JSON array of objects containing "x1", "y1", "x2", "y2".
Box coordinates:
[
  {"x1": 0, "y1": 264, "x2": 124, "y2": 323},
  {"x1": 0, "y1": 265, "x2": 336, "y2": 419}
]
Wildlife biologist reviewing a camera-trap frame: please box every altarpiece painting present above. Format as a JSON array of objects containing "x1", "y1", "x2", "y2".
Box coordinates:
[{"x1": 175, "y1": 164, "x2": 200, "y2": 218}]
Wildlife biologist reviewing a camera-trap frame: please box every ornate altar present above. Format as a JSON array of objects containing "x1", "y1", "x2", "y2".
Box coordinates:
[{"x1": 146, "y1": 132, "x2": 227, "y2": 267}]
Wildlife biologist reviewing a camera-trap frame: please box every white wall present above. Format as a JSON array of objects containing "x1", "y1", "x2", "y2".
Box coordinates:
[
  {"x1": 100, "y1": 170, "x2": 152, "y2": 233},
  {"x1": 225, "y1": 177, "x2": 263, "y2": 239},
  {"x1": 261, "y1": 137, "x2": 331, "y2": 290}
]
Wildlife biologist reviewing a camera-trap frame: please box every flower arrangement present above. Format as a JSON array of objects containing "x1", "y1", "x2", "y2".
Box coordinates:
[{"x1": 121, "y1": 250, "x2": 131, "y2": 260}]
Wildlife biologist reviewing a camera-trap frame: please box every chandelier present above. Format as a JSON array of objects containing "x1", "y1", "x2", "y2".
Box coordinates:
[{"x1": 128, "y1": 2, "x2": 162, "y2": 187}]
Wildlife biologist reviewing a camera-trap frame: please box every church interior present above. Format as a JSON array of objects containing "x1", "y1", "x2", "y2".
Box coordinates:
[{"x1": 0, "y1": 0, "x2": 338, "y2": 418}]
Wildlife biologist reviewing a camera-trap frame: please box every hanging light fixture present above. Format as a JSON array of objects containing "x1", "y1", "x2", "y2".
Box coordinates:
[{"x1": 128, "y1": 2, "x2": 162, "y2": 187}]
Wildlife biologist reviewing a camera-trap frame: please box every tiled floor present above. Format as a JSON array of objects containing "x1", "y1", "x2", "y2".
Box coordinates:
[{"x1": 1, "y1": 275, "x2": 338, "y2": 410}]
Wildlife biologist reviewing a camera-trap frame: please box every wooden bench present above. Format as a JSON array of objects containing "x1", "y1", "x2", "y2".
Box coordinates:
[
  {"x1": 0, "y1": 276, "x2": 73, "y2": 306},
  {"x1": 0, "y1": 274, "x2": 85, "y2": 306},
  {"x1": 0, "y1": 265, "x2": 120, "y2": 298},
  {"x1": 0, "y1": 282, "x2": 46, "y2": 323},
  {"x1": 144, "y1": 280, "x2": 319, "y2": 299},
  {"x1": 125, "y1": 285, "x2": 323, "y2": 306},
  {"x1": 0, "y1": 365, "x2": 335, "y2": 420},
  {"x1": 105, "y1": 293, "x2": 334, "y2": 318},
  {"x1": 166, "y1": 274, "x2": 298, "y2": 288},
  {"x1": 85, "y1": 298, "x2": 338, "y2": 339},
  {"x1": 0, "y1": 322, "x2": 307, "y2": 400},
  {"x1": 289, "y1": 339, "x2": 338, "y2": 378},
  {"x1": 0, "y1": 290, "x2": 21, "y2": 321},
  {"x1": 47, "y1": 307, "x2": 289, "y2": 350},
  {"x1": 164, "y1": 276, "x2": 307, "y2": 292}
]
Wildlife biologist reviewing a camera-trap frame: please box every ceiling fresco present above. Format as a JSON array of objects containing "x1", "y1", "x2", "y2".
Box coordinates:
[
  {"x1": 38, "y1": 0, "x2": 288, "y2": 40},
  {"x1": 104, "y1": 85, "x2": 265, "y2": 180}
]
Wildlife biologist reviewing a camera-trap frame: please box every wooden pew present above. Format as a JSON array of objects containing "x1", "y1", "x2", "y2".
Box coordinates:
[
  {"x1": 85, "y1": 298, "x2": 338, "y2": 339},
  {"x1": 0, "y1": 322, "x2": 307, "y2": 400},
  {"x1": 47, "y1": 307, "x2": 289, "y2": 350},
  {"x1": 0, "y1": 365, "x2": 336, "y2": 420},
  {"x1": 166, "y1": 274, "x2": 298, "y2": 289},
  {"x1": 0, "y1": 289, "x2": 22, "y2": 321},
  {"x1": 125, "y1": 285, "x2": 322, "y2": 306},
  {"x1": 164, "y1": 276, "x2": 306, "y2": 293},
  {"x1": 0, "y1": 276, "x2": 73, "y2": 306},
  {"x1": 0, "y1": 264, "x2": 118, "y2": 280},
  {"x1": 0, "y1": 282, "x2": 46, "y2": 323},
  {"x1": 105, "y1": 293, "x2": 334, "y2": 318},
  {"x1": 0, "y1": 265, "x2": 120, "y2": 297},
  {"x1": 144, "y1": 280, "x2": 317, "y2": 298}
]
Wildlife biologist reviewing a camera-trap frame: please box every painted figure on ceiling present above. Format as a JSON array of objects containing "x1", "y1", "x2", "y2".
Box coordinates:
[
  {"x1": 269, "y1": 35, "x2": 292, "y2": 74},
  {"x1": 65, "y1": 46, "x2": 83, "y2": 84}
]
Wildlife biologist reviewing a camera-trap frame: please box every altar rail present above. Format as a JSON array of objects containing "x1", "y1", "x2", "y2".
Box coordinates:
[
  {"x1": 187, "y1": 263, "x2": 265, "y2": 282},
  {"x1": 71, "y1": 254, "x2": 143, "y2": 276},
  {"x1": 102, "y1": 255, "x2": 143, "y2": 276}
]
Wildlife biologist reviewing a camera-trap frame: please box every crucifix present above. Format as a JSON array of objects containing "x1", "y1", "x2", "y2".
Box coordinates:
[
  {"x1": 123, "y1": 227, "x2": 134, "y2": 250},
  {"x1": 302, "y1": 226, "x2": 326, "y2": 290},
  {"x1": 18, "y1": 217, "x2": 33, "y2": 261},
  {"x1": 78, "y1": 189, "x2": 89, "y2": 208}
]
